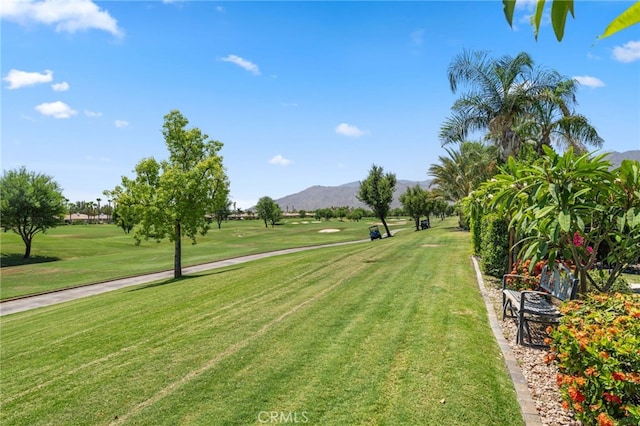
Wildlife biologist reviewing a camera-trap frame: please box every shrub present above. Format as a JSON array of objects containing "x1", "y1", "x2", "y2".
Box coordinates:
[
  {"x1": 480, "y1": 213, "x2": 509, "y2": 277},
  {"x1": 548, "y1": 293, "x2": 640, "y2": 425}
]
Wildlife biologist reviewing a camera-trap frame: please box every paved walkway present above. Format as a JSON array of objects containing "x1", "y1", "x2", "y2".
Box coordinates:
[{"x1": 0, "y1": 240, "x2": 364, "y2": 317}]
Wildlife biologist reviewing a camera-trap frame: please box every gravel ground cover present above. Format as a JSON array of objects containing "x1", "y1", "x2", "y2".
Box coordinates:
[{"x1": 483, "y1": 278, "x2": 581, "y2": 426}]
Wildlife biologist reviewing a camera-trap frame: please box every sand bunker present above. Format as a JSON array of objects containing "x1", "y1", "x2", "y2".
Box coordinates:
[{"x1": 319, "y1": 229, "x2": 341, "y2": 233}]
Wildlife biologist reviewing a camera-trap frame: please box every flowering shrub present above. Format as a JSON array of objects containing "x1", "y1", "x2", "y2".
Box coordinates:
[
  {"x1": 547, "y1": 293, "x2": 640, "y2": 425},
  {"x1": 504, "y1": 258, "x2": 549, "y2": 290}
]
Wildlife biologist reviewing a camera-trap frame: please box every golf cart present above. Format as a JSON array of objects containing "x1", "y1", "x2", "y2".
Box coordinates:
[{"x1": 369, "y1": 225, "x2": 382, "y2": 241}]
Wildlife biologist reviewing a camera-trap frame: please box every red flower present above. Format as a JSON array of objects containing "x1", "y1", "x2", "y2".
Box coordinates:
[
  {"x1": 568, "y1": 386, "x2": 585, "y2": 403},
  {"x1": 573, "y1": 232, "x2": 585, "y2": 246},
  {"x1": 603, "y1": 392, "x2": 622, "y2": 404}
]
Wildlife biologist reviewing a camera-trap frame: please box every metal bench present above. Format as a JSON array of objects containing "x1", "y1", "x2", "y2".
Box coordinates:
[{"x1": 502, "y1": 263, "x2": 578, "y2": 345}]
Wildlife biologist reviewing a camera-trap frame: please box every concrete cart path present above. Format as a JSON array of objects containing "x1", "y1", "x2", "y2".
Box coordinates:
[{"x1": 0, "y1": 240, "x2": 366, "y2": 317}]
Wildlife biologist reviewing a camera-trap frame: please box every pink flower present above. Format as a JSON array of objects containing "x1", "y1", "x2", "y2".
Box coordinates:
[{"x1": 573, "y1": 232, "x2": 585, "y2": 246}]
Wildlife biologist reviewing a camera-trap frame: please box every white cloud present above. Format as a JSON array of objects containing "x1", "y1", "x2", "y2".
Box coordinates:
[
  {"x1": 573, "y1": 75, "x2": 605, "y2": 88},
  {"x1": 612, "y1": 40, "x2": 640, "y2": 63},
  {"x1": 220, "y1": 54, "x2": 260, "y2": 75},
  {"x1": 84, "y1": 110, "x2": 102, "y2": 117},
  {"x1": 0, "y1": 0, "x2": 123, "y2": 37},
  {"x1": 3, "y1": 69, "x2": 53, "y2": 89},
  {"x1": 35, "y1": 101, "x2": 77, "y2": 118},
  {"x1": 51, "y1": 81, "x2": 69, "y2": 91},
  {"x1": 114, "y1": 120, "x2": 129, "y2": 128},
  {"x1": 335, "y1": 123, "x2": 367, "y2": 137},
  {"x1": 268, "y1": 154, "x2": 292, "y2": 166}
]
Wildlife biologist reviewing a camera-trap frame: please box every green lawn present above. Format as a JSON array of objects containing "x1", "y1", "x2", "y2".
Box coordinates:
[
  {"x1": 0, "y1": 218, "x2": 410, "y2": 299},
  {"x1": 0, "y1": 218, "x2": 523, "y2": 425}
]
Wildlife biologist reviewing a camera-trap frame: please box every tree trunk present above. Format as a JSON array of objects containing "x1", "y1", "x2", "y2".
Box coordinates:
[
  {"x1": 174, "y1": 220, "x2": 182, "y2": 279},
  {"x1": 579, "y1": 268, "x2": 587, "y2": 296},
  {"x1": 23, "y1": 239, "x2": 32, "y2": 259},
  {"x1": 380, "y1": 217, "x2": 393, "y2": 237}
]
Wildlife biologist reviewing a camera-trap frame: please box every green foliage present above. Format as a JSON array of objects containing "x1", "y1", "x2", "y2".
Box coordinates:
[
  {"x1": 503, "y1": 1, "x2": 640, "y2": 41},
  {"x1": 549, "y1": 293, "x2": 640, "y2": 425},
  {"x1": 480, "y1": 213, "x2": 509, "y2": 277},
  {"x1": 490, "y1": 148, "x2": 640, "y2": 293},
  {"x1": 115, "y1": 110, "x2": 229, "y2": 278},
  {"x1": 357, "y1": 164, "x2": 397, "y2": 237},
  {"x1": 255, "y1": 196, "x2": 282, "y2": 227},
  {"x1": 0, "y1": 167, "x2": 66, "y2": 258},
  {"x1": 399, "y1": 184, "x2": 429, "y2": 231}
]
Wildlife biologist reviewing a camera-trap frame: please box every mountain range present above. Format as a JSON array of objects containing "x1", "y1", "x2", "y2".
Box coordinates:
[{"x1": 268, "y1": 150, "x2": 640, "y2": 212}]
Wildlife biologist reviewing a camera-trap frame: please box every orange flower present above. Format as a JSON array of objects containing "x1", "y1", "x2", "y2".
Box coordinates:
[
  {"x1": 585, "y1": 366, "x2": 597, "y2": 377},
  {"x1": 600, "y1": 351, "x2": 610, "y2": 359},
  {"x1": 597, "y1": 412, "x2": 614, "y2": 426},
  {"x1": 574, "y1": 376, "x2": 586, "y2": 387},
  {"x1": 556, "y1": 373, "x2": 564, "y2": 387},
  {"x1": 627, "y1": 372, "x2": 640, "y2": 383},
  {"x1": 579, "y1": 337, "x2": 590, "y2": 350},
  {"x1": 544, "y1": 337, "x2": 553, "y2": 346},
  {"x1": 611, "y1": 371, "x2": 626, "y2": 381},
  {"x1": 573, "y1": 403, "x2": 584, "y2": 413},
  {"x1": 568, "y1": 386, "x2": 585, "y2": 403},
  {"x1": 562, "y1": 400, "x2": 570, "y2": 411}
]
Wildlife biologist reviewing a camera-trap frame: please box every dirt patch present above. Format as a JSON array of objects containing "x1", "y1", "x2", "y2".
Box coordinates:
[
  {"x1": 318, "y1": 229, "x2": 340, "y2": 233},
  {"x1": 421, "y1": 244, "x2": 440, "y2": 247}
]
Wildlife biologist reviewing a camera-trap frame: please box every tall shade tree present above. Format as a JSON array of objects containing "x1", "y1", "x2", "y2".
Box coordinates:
[
  {"x1": 116, "y1": 110, "x2": 229, "y2": 279},
  {"x1": 399, "y1": 185, "x2": 429, "y2": 231},
  {"x1": 0, "y1": 167, "x2": 66, "y2": 258},
  {"x1": 255, "y1": 196, "x2": 282, "y2": 228},
  {"x1": 357, "y1": 164, "x2": 397, "y2": 238}
]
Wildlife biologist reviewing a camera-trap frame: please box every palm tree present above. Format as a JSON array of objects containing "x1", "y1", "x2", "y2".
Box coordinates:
[
  {"x1": 428, "y1": 141, "x2": 499, "y2": 203},
  {"x1": 516, "y1": 78, "x2": 604, "y2": 155},
  {"x1": 440, "y1": 50, "x2": 589, "y2": 160},
  {"x1": 96, "y1": 198, "x2": 102, "y2": 223}
]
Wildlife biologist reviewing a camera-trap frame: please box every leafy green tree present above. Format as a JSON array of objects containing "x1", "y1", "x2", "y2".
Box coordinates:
[
  {"x1": 347, "y1": 207, "x2": 368, "y2": 222},
  {"x1": 490, "y1": 147, "x2": 640, "y2": 293},
  {"x1": 502, "y1": 0, "x2": 640, "y2": 41},
  {"x1": 255, "y1": 196, "x2": 282, "y2": 228},
  {"x1": 400, "y1": 184, "x2": 429, "y2": 231},
  {"x1": 213, "y1": 199, "x2": 232, "y2": 229},
  {"x1": 357, "y1": 164, "x2": 397, "y2": 238},
  {"x1": 116, "y1": 110, "x2": 229, "y2": 278},
  {"x1": 0, "y1": 167, "x2": 66, "y2": 258}
]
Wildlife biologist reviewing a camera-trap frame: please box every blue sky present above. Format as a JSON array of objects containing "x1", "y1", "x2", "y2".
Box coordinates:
[{"x1": 2, "y1": 1, "x2": 639, "y2": 209}]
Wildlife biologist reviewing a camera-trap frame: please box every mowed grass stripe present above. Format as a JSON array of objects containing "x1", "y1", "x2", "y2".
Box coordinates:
[
  {"x1": 0, "y1": 220, "x2": 522, "y2": 425},
  {"x1": 1, "y1": 241, "x2": 374, "y2": 424}
]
